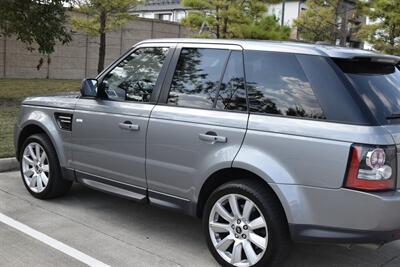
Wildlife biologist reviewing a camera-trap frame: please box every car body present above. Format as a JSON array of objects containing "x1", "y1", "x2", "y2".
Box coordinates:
[{"x1": 14, "y1": 39, "x2": 400, "y2": 266}]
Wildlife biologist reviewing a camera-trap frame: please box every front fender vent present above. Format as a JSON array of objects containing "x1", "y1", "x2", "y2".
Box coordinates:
[{"x1": 54, "y1": 113, "x2": 73, "y2": 131}]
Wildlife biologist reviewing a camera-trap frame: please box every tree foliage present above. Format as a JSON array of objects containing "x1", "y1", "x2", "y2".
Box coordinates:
[
  {"x1": 356, "y1": 0, "x2": 400, "y2": 55},
  {"x1": 293, "y1": 0, "x2": 343, "y2": 44},
  {"x1": 181, "y1": 0, "x2": 290, "y2": 40},
  {"x1": 71, "y1": 0, "x2": 139, "y2": 73},
  {"x1": 0, "y1": 0, "x2": 72, "y2": 55}
]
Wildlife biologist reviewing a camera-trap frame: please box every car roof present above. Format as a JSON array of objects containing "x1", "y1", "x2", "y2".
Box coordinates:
[{"x1": 138, "y1": 38, "x2": 400, "y2": 63}]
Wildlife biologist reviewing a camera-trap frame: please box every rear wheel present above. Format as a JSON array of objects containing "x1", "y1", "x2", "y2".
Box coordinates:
[
  {"x1": 20, "y1": 134, "x2": 72, "y2": 199},
  {"x1": 203, "y1": 180, "x2": 290, "y2": 267}
]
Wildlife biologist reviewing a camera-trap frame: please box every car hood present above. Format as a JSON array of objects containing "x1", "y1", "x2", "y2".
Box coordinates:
[{"x1": 22, "y1": 92, "x2": 80, "y2": 110}]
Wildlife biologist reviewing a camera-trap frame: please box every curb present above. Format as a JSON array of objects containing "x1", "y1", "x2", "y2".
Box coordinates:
[{"x1": 0, "y1": 158, "x2": 19, "y2": 172}]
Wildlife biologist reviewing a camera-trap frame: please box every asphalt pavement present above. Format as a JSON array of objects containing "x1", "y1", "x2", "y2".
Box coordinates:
[{"x1": 0, "y1": 171, "x2": 399, "y2": 267}]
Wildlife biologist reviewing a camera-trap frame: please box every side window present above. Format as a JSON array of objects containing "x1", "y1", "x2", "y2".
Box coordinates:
[
  {"x1": 102, "y1": 47, "x2": 169, "y2": 102},
  {"x1": 215, "y1": 51, "x2": 247, "y2": 111},
  {"x1": 167, "y1": 48, "x2": 230, "y2": 109},
  {"x1": 245, "y1": 51, "x2": 325, "y2": 119}
]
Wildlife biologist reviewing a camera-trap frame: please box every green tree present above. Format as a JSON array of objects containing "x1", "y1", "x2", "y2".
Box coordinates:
[
  {"x1": 181, "y1": 0, "x2": 290, "y2": 40},
  {"x1": 294, "y1": 0, "x2": 359, "y2": 45},
  {"x1": 0, "y1": 0, "x2": 72, "y2": 68},
  {"x1": 356, "y1": 0, "x2": 400, "y2": 55},
  {"x1": 71, "y1": 0, "x2": 139, "y2": 73},
  {"x1": 294, "y1": 0, "x2": 344, "y2": 44}
]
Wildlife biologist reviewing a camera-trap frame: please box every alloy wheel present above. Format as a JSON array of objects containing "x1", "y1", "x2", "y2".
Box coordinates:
[
  {"x1": 22, "y1": 142, "x2": 50, "y2": 193},
  {"x1": 209, "y1": 193, "x2": 268, "y2": 267}
]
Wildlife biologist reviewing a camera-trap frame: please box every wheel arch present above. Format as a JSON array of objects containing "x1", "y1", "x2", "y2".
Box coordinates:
[
  {"x1": 17, "y1": 124, "x2": 48, "y2": 158},
  {"x1": 196, "y1": 167, "x2": 290, "y2": 227},
  {"x1": 17, "y1": 119, "x2": 67, "y2": 168}
]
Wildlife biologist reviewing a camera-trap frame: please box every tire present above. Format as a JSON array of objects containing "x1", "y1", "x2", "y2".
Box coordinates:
[
  {"x1": 19, "y1": 133, "x2": 72, "y2": 199},
  {"x1": 203, "y1": 179, "x2": 290, "y2": 267}
]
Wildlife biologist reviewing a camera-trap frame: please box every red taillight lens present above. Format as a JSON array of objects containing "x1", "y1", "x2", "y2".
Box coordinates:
[{"x1": 344, "y1": 144, "x2": 397, "y2": 191}]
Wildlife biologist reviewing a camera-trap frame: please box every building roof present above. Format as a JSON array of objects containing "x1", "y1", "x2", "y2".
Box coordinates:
[
  {"x1": 137, "y1": 38, "x2": 400, "y2": 62},
  {"x1": 133, "y1": 0, "x2": 186, "y2": 12}
]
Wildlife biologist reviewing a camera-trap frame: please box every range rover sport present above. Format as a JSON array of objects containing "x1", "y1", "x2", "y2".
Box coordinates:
[{"x1": 14, "y1": 39, "x2": 400, "y2": 267}]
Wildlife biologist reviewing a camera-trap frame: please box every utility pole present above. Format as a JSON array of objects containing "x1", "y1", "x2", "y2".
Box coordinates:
[{"x1": 281, "y1": 0, "x2": 286, "y2": 26}]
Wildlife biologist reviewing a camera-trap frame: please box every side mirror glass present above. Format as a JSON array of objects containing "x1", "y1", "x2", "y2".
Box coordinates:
[{"x1": 80, "y1": 78, "x2": 98, "y2": 98}]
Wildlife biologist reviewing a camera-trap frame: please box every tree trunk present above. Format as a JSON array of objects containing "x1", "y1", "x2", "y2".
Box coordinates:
[
  {"x1": 216, "y1": 6, "x2": 220, "y2": 39},
  {"x1": 389, "y1": 24, "x2": 396, "y2": 55},
  {"x1": 339, "y1": 1, "x2": 347, "y2": 47},
  {"x1": 222, "y1": 5, "x2": 228, "y2": 38},
  {"x1": 331, "y1": 0, "x2": 342, "y2": 45},
  {"x1": 98, "y1": 10, "x2": 107, "y2": 74}
]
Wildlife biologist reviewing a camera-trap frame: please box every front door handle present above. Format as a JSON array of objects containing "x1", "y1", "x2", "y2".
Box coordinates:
[
  {"x1": 118, "y1": 121, "x2": 140, "y2": 131},
  {"x1": 199, "y1": 131, "x2": 227, "y2": 143}
]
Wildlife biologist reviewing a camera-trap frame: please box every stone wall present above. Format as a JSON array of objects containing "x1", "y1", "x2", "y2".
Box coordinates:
[{"x1": 0, "y1": 18, "x2": 186, "y2": 80}]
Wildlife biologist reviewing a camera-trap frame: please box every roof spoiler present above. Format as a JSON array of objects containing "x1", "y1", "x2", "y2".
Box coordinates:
[{"x1": 350, "y1": 55, "x2": 400, "y2": 65}]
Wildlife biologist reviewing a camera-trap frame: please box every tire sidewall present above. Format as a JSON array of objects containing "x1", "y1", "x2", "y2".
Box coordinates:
[
  {"x1": 203, "y1": 182, "x2": 285, "y2": 267},
  {"x1": 19, "y1": 134, "x2": 58, "y2": 199}
]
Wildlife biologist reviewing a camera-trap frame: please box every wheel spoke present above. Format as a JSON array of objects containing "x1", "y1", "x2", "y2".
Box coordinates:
[
  {"x1": 209, "y1": 222, "x2": 230, "y2": 233},
  {"x1": 215, "y1": 202, "x2": 234, "y2": 222},
  {"x1": 242, "y1": 200, "x2": 254, "y2": 220},
  {"x1": 243, "y1": 240, "x2": 258, "y2": 265},
  {"x1": 39, "y1": 150, "x2": 46, "y2": 164},
  {"x1": 229, "y1": 195, "x2": 241, "y2": 219},
  {"x1": 42, "y1": 164, "x2": 49, "y2": 172},
  {"x1": 249, "y1": 232, "x2": 266, "y2": 250},
  {"x1": 216, "y1": 234, "x2": 234, "y2": 251},
  {"x1": 36, "y1": 175, "x2": 43, "y2": 192},
  {"x1": 23, "y1": 169, "x2": 34, "y2": 177},
  {"x1": 35, "y1": 144, "x2": 41, "y2": 160},
  {"x1": 23, "y1": 155, "x2": 34, "y2": 166},
  {"x1": 248, "y1": 216, "x2": 266, "y2": 230},
  {"x1": 231, "y1": 241, "x2": 242, "y2": 264},
  {"x1": 40, "y1": 173, "x2": 49, "y2": 186},
  {"x1": 30, "y1": 175, "x2": 38, "y2": 188},
  {"x1": 28, "y1": 145, "x2": 37, "y2": 160}
]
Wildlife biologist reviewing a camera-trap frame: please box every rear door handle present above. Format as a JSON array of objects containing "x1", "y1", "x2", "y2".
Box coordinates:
[
  {"x1": 118, "y1": 121, "x2": 140, "y2": 131},
  {"x1": 199, "y1": 131, "x2": 227, "y2": 143}
]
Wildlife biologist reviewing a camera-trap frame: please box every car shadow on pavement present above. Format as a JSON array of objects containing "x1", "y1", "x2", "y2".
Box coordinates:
[{"x1": 49, "y1": 184, "x2": 400, "y2": 267}]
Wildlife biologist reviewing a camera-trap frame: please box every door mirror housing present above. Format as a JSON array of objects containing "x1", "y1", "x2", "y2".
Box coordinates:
[{"x1": 80, "y1": 78, "x2": 98, "y2": 98}]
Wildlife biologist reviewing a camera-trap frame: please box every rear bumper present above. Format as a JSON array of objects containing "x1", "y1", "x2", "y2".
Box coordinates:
[
  {"x1": 290, "y1": 224, "x2": 400, "y2": 244},
  {"x1": 270, "y1": 184, "x2": 400, "y2": 244}
]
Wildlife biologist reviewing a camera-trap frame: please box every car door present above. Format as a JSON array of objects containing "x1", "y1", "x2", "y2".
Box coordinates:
[
  {"x1": 146, "y1": 44, "x2": 248, "y2": 211},
  {"x1": 72, "y1": 43, "x2": 175, "y2": 194}
]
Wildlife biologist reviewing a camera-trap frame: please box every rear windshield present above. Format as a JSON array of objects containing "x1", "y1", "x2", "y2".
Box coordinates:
[{"x1": 334, "y1": 59, "x2": 400, "y2": 124}]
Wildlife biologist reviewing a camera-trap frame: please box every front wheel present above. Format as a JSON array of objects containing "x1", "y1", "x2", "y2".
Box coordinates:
[
  {"x1": 20, "y1": 134, "x2": 72, "y2": 199},
  {"x1": 203, "y1": 180, "x2": 290, "y2": 267}
]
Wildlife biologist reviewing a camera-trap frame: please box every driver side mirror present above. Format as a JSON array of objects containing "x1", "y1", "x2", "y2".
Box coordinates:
[{"x1": 80, "y1": 78, "x2": 98, "y2": 98}]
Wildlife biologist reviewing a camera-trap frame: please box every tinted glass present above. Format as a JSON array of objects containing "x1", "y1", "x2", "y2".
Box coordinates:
[
  {"x1": 245, "y1": 51, "x2": 325, "y2": 119},
  {"x1": 167, "y1": 48, "x2": 230, "y2": 108},
  {"x1": 297, "y1": 55, "x2": 368, "y2": 124},
  {"x1": 102, "y1": 47, "x2": 169, "y2": 102},
  {"x1": 335, "y1": 59, "x2": 400, "y2": 124},
  {"x1": 215, "y1": 51, "x2": 247, "y2": 111}
]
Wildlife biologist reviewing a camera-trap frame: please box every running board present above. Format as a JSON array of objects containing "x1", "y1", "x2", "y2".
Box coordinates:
[{"x1": 76, "y1": 171, "x2": 147, "y2": 203}]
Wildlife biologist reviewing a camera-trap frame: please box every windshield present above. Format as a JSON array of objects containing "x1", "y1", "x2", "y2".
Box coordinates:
[{"x1": 334, "y1": 59, "x2": 400, "y2": 124}]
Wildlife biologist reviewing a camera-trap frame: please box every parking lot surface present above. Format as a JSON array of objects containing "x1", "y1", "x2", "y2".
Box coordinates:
[{"x1": 0, "y1": 171, "x2": 399, "y2": 267}]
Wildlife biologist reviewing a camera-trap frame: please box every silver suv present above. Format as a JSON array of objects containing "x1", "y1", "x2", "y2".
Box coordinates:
[{"x1": 14, "y1": 39, "x2": 400, "y2": 267}]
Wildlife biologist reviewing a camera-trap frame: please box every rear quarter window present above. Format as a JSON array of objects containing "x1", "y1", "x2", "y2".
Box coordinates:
[{"x1": 244, "y1": 51, "x2": 325, "y2": 120}]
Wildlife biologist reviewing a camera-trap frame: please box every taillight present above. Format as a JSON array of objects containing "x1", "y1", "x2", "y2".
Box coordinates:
[{"x1": 344, "y1": 144, "x2": 397, "y2": 191}]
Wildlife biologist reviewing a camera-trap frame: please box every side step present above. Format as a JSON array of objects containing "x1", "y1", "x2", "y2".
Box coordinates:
[{"x1": 76, "y1": 171, "x2": 147, "y2": 203}]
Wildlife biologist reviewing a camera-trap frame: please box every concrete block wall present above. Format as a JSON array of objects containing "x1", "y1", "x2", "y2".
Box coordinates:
[
  {"x1": 0, "y1": 18, "x2": 186, "y2": 80},
  {"x1": 0, "y1": 37, "x2": 4, "y2": 79}
]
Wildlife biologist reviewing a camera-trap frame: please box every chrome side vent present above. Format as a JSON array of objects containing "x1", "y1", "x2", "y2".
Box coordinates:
[{"x1": 54, "y1": 113, "x2": 73, "y2": 131}]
